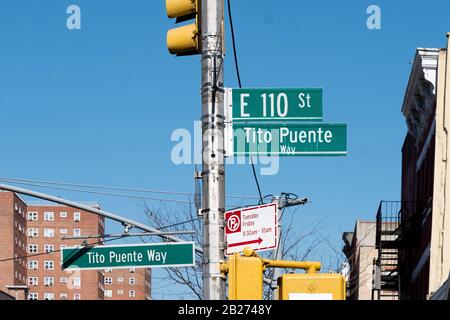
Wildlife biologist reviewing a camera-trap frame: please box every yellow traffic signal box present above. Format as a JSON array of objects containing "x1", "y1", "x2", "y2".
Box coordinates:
[
  {"x1": 166, "y1": 0, "x2": 200, "y2": 55},
  {"x1": 223, "y1": 252, "x2": 263, "y2": 300},
  {"x1": 278, "y1": 273, "x2": 346, "y2": 300}
]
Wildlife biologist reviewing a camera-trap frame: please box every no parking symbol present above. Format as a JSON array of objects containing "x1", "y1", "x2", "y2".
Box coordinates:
[{"x1": 226, "y1": 210, "x2": 241, "y2": 234}]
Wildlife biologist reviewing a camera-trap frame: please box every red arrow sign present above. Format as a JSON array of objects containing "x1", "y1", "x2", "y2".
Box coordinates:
[{"x1": 228, "y1": 237, "x2": 263, "y2": 248}]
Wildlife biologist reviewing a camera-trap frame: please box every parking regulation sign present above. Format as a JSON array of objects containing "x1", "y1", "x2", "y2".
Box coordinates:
[{"x1": 225, "y1": 203, "x2": 277, "y2": 255}]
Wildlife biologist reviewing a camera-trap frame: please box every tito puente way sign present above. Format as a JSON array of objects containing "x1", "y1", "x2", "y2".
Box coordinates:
[
  {"x1": 61, "y1": 242, "x2": 195, "y2": 270},
  {"x1": 233, "y1": 123, "x2": 347, "y2": 156}
]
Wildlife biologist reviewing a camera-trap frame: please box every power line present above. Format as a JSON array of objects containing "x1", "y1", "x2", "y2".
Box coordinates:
[
  {"x1": 226, "y1": 0, "x2": 264, "y2": 204},
  {"x1": 0, "y1": 179, "x2": 192, "y2": 204},
  {"x1": 0, "y1": 179, "x2": 252, "y2": 210},
  {"x1": 0, "y1": 177, "x2": 258, "y2": 200},
  {"x1": 227, "y1": 0, "x2": 242, "y2": 88},
  {"x1": 0, "y1": 236, "x2": 123, "y2": 264}
]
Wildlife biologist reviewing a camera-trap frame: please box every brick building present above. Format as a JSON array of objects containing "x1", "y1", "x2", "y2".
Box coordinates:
[
  {"x1": 373, "y1": 34, "x2": 450, "y2": 300},
  {"x1": 103, "y1": 268, "x2": 151, "y2": 300},
  {"x1": 0, "y1": 191, "x2": 152, "y2": 300},
  {"x1": 26, "y1": 203, "x2": 105, "y2": 300},
  {"x1": 0, "y1": 192, "x2": 28, "y2": 300},
  {"x1": 342, "y1": 221, "x2": 378, "y2": 300}
]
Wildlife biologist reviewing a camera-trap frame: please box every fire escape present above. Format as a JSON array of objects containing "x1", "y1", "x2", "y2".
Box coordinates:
[{"x1": 372, "y1": 201, "x2": 420, "y2": 300}]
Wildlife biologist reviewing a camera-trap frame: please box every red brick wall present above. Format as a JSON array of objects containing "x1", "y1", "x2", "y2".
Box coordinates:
[
  {"x1": 0, "y1": 192, "x2": 28, "y2": 295},
  {"x1": 400, "y1": 112, "x2": 435, "y2": 299}
]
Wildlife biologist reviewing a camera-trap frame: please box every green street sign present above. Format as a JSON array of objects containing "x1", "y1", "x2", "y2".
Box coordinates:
[
  {"x1": 61, "y1": 242, "x2": 195, "y2": 270},
  {"x1": 230, "y1": 88, "x2": 323, "y2": 122},
  {"x1": 232, "y1": 123, "x2": 347, "y2": 156}
]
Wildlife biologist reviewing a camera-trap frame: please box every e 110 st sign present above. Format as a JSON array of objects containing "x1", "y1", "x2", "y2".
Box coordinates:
[
  {"x1": 61, "y1": 242, "x2": 195, "y2": 270},
  {"x1": 229, "y1": 88, "x2": 323, "y2": 122}
]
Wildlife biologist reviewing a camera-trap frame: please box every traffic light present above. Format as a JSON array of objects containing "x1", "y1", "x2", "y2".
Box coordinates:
[
  {"x1": 220, "y1": 247, "x2": 324, "y2": 300},
  {"x1": 166, "y1": 0, "x2": 200, "y2": 55},
  {"x1": 220, "y1": 249, "x2": 264, "y2": 300},
  {"x1": 277, "y1": 273, "x2": 346, "y2": 300}
]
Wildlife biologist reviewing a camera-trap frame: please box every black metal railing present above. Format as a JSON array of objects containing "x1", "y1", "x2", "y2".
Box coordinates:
[{"x1": 373, "y1": 200, "x2": 423, "y2": 299}]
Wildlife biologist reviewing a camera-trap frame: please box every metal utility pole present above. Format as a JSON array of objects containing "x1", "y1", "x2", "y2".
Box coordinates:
[
  {"x1": 201, "y1": 0, "x2": 226, "y2": 300},
  {"x1": 0, "y1": 183, "x2": 202, "y2": 252},
  {"x1": 271, "y1": 194, "x2": 308, "y2": 298},
  {"x1": 271, "y1": 196, "x2": 283, "y2": 298}
]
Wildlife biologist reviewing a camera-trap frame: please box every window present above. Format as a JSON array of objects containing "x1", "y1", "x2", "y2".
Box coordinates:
[
  {"x1": 104, "y1": 268, "x2": 112, "y2": 273},
  {"x1": 28, "y1": 212, "x2": 38, "y2": 221},
  {"x1": 60, "y1": 277, "x2": 68, "y2": 283},
  {"x1": 60, "y1": 293, "x2": 68, "y2": 300},
  {"x1": 117, "y1": 277, "x2": 124, "y2": 283},
  {"x1": 59, "y1": 228, "x2": 67, "y2": 235},
  {"x1": 28, "y1": 293, "x2": 38, "y2": 300},
  {"x1": 44, "y1": 277, "x2": 54, "y2": 287},
  {"x1": 73, "y1": 293, "x2": 81, "y2": 300},
  {"x1": 28, "y1": 260, "x2": 38, "y2": 270},
  {"x1": 104, "y1": 277, "x2": 112, "y2": 285},
  {"x1": 74, "y1": 212, "x2": 81, "y2": 222},
  {"x1": 44, "y1": 212, "x2": 54, "y2": 221},
  {"x1": 44, "y1": 293, "x2": 54, "y2": 300},
  {"x1": 117, "y1": 290, "x2": 123, "y2": 295},
  {"x1": 129, "y1": 290, "x2": 135, "y2": 298},
  {"x1": 104, "y1": 290, "x2": 112, "y2": 298},
  {"x1": 44, "y1": 245, "x2": 54, "y2": 253},
  {"x1": 27, "y1": 228, "x2": 38, "y2": 237},
  {"x1": 73, "y1": 229, "x2": 81, "y2": 237},
  {"x1": 129, "y1": 268, "x2": 135, "y2": 273},
  {"x1": 28, "y1": 277, "x2": 38, "y2": 286},
  {"x1": 28, "y1": 244, "x2": 38, "y2": 254},
  {"x1": 129, "y1": 277, "x2": 136, "y2": 285},
  {"x1": 44, "y1": 261, "x2": 54, "y2": 270},
  {"x1": 60, "y1": 211, "x2": 67, "y2": 218},
  {"x1": 44, "y1": 228, "x2": 54, "y2": 238},
  {"x1": 73, "y1": 277, "x2": 81, "y2": 288}
]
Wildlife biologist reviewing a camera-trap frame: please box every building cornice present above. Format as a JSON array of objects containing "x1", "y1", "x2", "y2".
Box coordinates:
[{"x1": 402, "y1": 48, "x2": 440, "y2": 143}]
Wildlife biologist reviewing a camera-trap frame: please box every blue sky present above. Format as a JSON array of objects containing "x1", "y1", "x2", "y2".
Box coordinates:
[{"x1": 1, "y1": 0, "x2": 450, "y2": 299}]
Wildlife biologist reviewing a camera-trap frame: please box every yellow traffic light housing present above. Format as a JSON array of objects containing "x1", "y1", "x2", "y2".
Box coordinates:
[
  {"x1": 220, "y1": 247, "x2": 325, "y2": 300},
  {"x1": 221, "y1": 251, "x2": 264, "y2": 300},
  {"x1": 166, "y1": 0, "x2": 200, "y2": 55},
  {"x1": 278, "y1": 273, "x2": 346, "y2": 300}
]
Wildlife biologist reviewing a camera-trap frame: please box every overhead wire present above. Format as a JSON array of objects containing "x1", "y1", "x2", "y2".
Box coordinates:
[
  {"x1": 226, "y1": 0, "x2": 264, "y2": 204},
  {"x1": 0, "y1": 177, "x2": 258, "y2": 200},
  {"x1": 0, "y1": 235, "x2": 124, "y2": 263}
]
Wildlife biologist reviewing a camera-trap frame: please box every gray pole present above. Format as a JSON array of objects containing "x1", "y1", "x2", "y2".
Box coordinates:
[
  {"x1": 201, "y1": 0, "x2": 226, "y2": 300},
  {"x1": 0, "y1": 183, "x2": 202, "y2": 253},
  {"x1": 272, "y1": 196, "x2": 282, "y2": 298}
]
